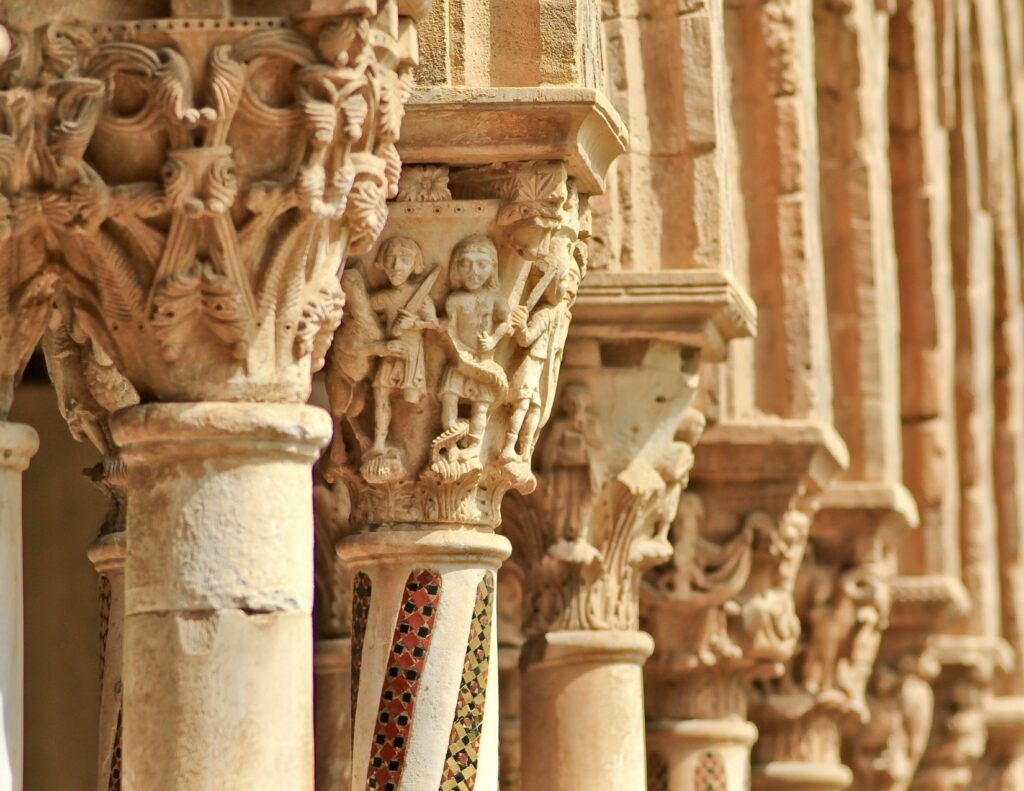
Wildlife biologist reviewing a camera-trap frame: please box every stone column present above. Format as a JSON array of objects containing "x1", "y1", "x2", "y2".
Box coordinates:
[
  {"x1": 0, "y1": 422, "x2": 38, "y2": 791},
  {"x1": 115, "y1": 402, "x2": 331, "y2": 788},
  {"x1": 325, "y1": 158, "x2": 615, "y2": 789},
  {"x1": 501, "y1": 272, "x2": 755, "y2": 790},
  {"x1": 0, "y1": 2, "x2": 424, "y2": 786},
  {"x1": 643, "y1": 421, "x2": 847, "y2": 791},
  {"x1": 843, "y1": 577, "x2": 969, "y2": 791}
]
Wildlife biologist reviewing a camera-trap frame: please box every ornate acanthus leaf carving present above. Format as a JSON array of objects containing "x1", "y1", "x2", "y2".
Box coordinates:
[
  {"x1": 0, "y1": 7, "x2": 420, "y2": 402},
  {"x1": 324, "y1": 160, "x2": 588, "y2": 530},
  {"x1": 501, "y1": 346, "x2": 705, "y2": 634}
]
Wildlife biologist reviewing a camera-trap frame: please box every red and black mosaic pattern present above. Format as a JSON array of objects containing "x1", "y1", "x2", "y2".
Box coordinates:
[
  {"x1": 108, "y1": 707, "x2": 122, "y2": 791},
  {"x1": 438, "y1": 572, "x2": 495, "y2": 791},
  {"x1": 647, "y1": 751, "x2": 669, "y2": 791},
  {"x1": 694, "y1": 749, "x2": 727, "y2": 791},
  {"x1": 351, "y1": 571, "x2": 373, "y2": 740},
  {"x1": 365, "y1": 569, "x2": 442, "y2": 791}
]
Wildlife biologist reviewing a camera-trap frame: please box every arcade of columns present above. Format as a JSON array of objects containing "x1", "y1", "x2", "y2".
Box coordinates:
[{"x1": 2, "y1": 0, "x2": 1024, "y2": 789}]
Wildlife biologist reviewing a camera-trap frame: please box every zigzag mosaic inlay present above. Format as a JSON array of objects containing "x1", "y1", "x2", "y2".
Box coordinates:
[
  {"x1": 352, "y1": 571, "x2": 372, "y2": 743},
  {"x1": 438, "y1": 572, "x2": 495, "y2": 791},
  {"x1": 365, "y1": 569, "x2": 442, "y2": 791},
  {"x1": 695, "y1": 749, "x2": 727, "y2": 791}
]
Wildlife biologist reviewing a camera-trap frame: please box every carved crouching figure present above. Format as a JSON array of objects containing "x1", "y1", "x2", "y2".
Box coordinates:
[{"x1": 431, "y1": 234, "x2": 509, "y2": 479}]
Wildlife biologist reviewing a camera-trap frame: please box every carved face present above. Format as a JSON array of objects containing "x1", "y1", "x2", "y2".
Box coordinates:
[
  {"x1": 454, "y1": 248, "x2": 496, "y2": 291},
  {"x1": 562, "y1": 384, "x2": 591, "y2": 416},
  {"x1": 380, "y1": 239, "x2": 420, "y2": 286}
]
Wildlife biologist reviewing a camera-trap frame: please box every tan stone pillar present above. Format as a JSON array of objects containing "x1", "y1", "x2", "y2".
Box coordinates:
[
  {"x1": 113, "y1": 403, "x2": 331, "y2": 788},
  {"x1": 325, "y1": 159, "x2": 612, "y2": 789},
  {"x1": 340, "y1": 530, "x2": 508, "y2": 791},
  {"x1": 521, "y1": 631, "x2": 654, "y2": 790},
  {"x1": 0, "y1": 422, "x2": 38, "y2": 791},
  {"x1": 500, "y1": 273, "x2": 754, "y2": 791},
  {"x1": 87, "y1": 530, "x2": 126, "y2": 791},
  {"x1": 315, "y1": 638, "x2": 353, "y2": 791}
]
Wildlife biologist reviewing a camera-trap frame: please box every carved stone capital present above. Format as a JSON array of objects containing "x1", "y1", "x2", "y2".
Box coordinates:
[
  {"x1": 1, "y1": 5, "x2": 421, "y2": 402},
  {"x1": 844, "y1": 577, "x2": 969, "y2": 791},
  {"x1": 910, "y1": 636, "x2": 1013, "y2": 791},
  {"x1": 751, "y1": 483, "x2": 918, "y2": 774},
  {"x1": 324, "y1": 160, "x2": 588, "y2": 529},
  {"x1": 641, "y1": 420, "x2": 848, "y2": 721},
  {"x1": 501, "y1": 271, "x2": 755, "y2": 635}
]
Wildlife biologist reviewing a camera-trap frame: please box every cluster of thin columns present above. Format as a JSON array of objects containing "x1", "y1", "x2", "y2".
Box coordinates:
[{"x1": 4, "y1": 0, "x2": 1024, "y2": 789}]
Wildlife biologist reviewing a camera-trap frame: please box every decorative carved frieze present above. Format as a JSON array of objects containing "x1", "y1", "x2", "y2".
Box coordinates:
[
  {"x1": 324, "y1": 161, "x2": 588, "y2": 530},
  {"x1": 0, "y1": 4, "x2": 420, "y2": 402}
]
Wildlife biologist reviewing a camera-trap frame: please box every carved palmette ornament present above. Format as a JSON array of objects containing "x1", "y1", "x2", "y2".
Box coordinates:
[
  {"x1": 0, "y1": 9, "x2": 418, "y2": 402},
  {"x1": 324, "y1": 162, "x2": 588, "y2": 530}
]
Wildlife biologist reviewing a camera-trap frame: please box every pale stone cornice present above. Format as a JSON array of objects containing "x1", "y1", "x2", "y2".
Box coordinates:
[
  {"x1": 811, "y1": 481, "x2": 919, "y2": 558},
  {"x1": 693, "y1": 419, "x2": 850, "y2": 492},
  {"x1": 570, "y1": 270, "x2": 757, "y2": 360},
  {"x1": 399, "y1": 86, "x2": 628, "y2": 194}
]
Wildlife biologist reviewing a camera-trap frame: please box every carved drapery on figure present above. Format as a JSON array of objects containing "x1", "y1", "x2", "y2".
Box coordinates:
[
  {"x1": 324, "y1": 161, "x2": 588, "y2": 530},
  {"x1": 0, "y1": 6, "x2": 419, "y2": 403}
]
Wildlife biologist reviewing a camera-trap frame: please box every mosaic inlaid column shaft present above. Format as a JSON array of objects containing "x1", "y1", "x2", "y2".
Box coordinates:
[
  {"x1": 113, "y1": 403, "x2": 330, "y2": 790},
  {"x1": 0, "y1": 422, "x2": 37, "y2": 791},
  {"x1": 88, "y1": 531, "x2": 126, "y2": 791},
  {"x1": 339, "y1": 530, "x2": 509, "y2": 791}
]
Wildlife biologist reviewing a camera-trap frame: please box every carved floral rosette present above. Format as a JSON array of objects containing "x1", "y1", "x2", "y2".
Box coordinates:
[
  {"x1": 324, "y1": 161, "x2": 588, "y2": 530},
  {"x1": 0, "y1": 6, "x2": 421, "y2": 403}
]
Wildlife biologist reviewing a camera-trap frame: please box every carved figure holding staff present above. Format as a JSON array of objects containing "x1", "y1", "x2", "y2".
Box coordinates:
[{"x1": 368, "y1": 235, "x2": 439, "y2": 457}]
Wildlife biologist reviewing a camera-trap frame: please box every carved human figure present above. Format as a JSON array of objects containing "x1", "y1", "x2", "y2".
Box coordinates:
[
  {"x1": 502, "y1": 264, "x2": 579, "y2": 464},
  {"x1": 538, "y1": 382, "x2": 604, "y2": 564},
  {"x1": 367, "y1": 236, "x2": 438, "y2": 457},
  {"x1": 803, "y1": 565, "x2": 859, "y2": 698},
  {"x1": 434, "y1": 234, "x2": 509, "y2": 473}
]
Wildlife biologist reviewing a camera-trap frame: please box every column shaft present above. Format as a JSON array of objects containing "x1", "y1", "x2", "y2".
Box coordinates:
[
  {"x1": 647, "y1": 720, "x2": 757, "y2": 791},
  {"x1": 88, "y1": 532, "x2": 126, "y2": 791},
  {"x1": 340, "y1": 530, "x2": 509, "y2": 791},
  {"x1": 520, "y1": 631, "x2": 652, "y2": 791},
  {"x1": 315, "y1": 638, "x2": 353, "y2": 791},
  {"x1": 113, "y1": 403, "x2": 330, "y2": 790},
  {"x1": 0, "y1": 423, "x2": 37, "y2": 791}
]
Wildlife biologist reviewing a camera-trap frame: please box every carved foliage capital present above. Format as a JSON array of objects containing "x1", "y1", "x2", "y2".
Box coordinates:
[
  {"x1": 0, "y1": 7, "x2": 420, "y2": 402},
  {"x1": 502, "y1": 341, "x2": 705, "y2": 634}
]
